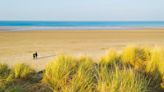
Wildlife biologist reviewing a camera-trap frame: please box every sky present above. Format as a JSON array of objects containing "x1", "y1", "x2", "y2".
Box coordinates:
[{"x1": 0, "y1": 0, "x2": 164, "y2": 21}]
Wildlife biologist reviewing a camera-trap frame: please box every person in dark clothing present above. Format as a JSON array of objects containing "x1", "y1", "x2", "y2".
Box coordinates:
[
  {"x1": 33, "y1": 52, "x2": 38, "y2": 59},
  {"x1": 35, "y1": 52, "x2": 38, "y2": 58}
]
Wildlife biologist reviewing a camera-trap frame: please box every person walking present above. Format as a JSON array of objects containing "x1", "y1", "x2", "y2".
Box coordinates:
[{"x1": 33, "y1": 52, "x2": 38, "y2": 59}]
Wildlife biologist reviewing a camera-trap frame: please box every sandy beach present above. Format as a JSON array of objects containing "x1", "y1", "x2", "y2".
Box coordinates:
[{"x1": 1, "y1": 29, "x2": 164, "y2": 70}]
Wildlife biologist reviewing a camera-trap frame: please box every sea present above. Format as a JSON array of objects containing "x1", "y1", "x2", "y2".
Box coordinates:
[{"x1": 0, "y1": 21, "x2": 164, "y2": 31}]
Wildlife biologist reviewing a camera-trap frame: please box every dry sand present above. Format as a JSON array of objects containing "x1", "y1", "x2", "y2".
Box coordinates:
[{"x1": 0, "y1": 29, "x2": 164, "y2": 70}]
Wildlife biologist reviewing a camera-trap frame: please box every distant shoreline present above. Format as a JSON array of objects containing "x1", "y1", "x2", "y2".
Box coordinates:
[{"x1": 1, "y1": 26, "x2": 164, "y2": 31}]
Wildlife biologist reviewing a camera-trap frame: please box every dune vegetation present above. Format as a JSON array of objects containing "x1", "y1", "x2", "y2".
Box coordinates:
[{"x1": 1, "y1": 46, "x2": 164, "y2": 92}]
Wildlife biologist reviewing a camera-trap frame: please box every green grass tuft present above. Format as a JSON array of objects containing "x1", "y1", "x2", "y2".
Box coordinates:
[{"x1": 0, "y1": 63, "x2": 9, "y2": 77}]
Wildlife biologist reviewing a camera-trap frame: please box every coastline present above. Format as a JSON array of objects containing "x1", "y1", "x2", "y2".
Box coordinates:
[{"x1": 1, "y1": 26, "x2": 164, "y2": 31}]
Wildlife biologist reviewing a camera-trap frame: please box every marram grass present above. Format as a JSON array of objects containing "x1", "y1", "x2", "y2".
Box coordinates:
[
  {"x1": 97, "y1": 65, "x2": 150, "y2": 92},
  {"x1": 121, "y1": 46, "x2": 151, "y2": 70},
  {"x1": 0, "y1": 63, "x2": 9, "y2": 77},
  {"x1": 100, "y1": 49, "x2": 119, "y2": 66},
  {"x1": 11, "y1": 63, "x2": 35, "y2": 79},
  {"x1": 42, "y1": 55, "x2": 79, "y2": 91},
  {"x1": 63, "y1": 56, "x2": 98, "y2": 92},
  {"x1": 2, "y1": 46, "x2": 164, "y2": 92}
]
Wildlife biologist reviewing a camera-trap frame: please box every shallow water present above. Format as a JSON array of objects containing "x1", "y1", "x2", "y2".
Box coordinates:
[{"x1": 0, "y1": 21, "x2": 164, "y2": 31}]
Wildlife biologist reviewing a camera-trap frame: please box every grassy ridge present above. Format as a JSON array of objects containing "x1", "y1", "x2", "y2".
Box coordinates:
[{"x1": 1, "y1": 46, "x2": 164, "y2": 92}]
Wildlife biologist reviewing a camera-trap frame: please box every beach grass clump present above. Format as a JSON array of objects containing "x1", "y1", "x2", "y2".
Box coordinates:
[
  {"x1": 42, "y1": 55, "x2": 79, "y2": 91},
  {"x1": 11, "y1": 63, "x2": 35, "y2": 79},
  {"x1": 64, "y1": 56, "x2": 98, "y2": 92},
  {"x1": 145, "y1": 49, "x2": 160, "y2": 74},
  {"x1": 145, "y1": 48, "x2": 164, "y2": 75},
  {"x1": 97, "y1": 65, "x2": 150, "y2": 92},
  {"x1": 0, "y1": 63, "x2": 12, "y2": 91},
  {"x1": 0, "y1": 63, "x2": 9, "y2": 77},
  {"x1": 145, "y1": 48, "x2": 164, "y2": 90},
  {"x1": 121, "y1": 46, "x2": 151, "y2": 70},
  {"x1": 100, "y1": 49, "x2": 119, "y2": 67}
]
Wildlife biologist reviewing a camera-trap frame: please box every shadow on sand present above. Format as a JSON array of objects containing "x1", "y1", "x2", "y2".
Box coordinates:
[{"x1": 36, "y1": 54, "x2": 56, "y2": 60}]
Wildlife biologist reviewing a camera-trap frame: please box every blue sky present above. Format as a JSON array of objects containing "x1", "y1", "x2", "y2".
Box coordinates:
[{"x1": 0, "y1": 0, "x2": 163, "y2": 21}]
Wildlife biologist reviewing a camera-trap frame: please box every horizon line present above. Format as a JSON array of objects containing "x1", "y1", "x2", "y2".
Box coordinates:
[{"x1": 0, "y1": 20, "x2": 164, "y2": 22}]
